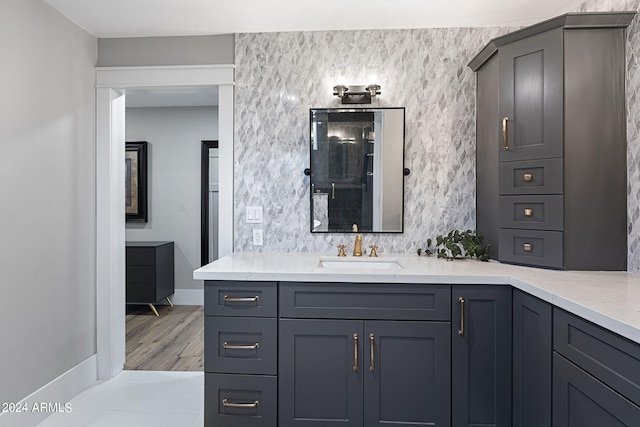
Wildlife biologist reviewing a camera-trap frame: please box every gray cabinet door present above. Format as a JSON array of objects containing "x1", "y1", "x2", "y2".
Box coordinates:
[
  {"x1": 452, "y1": 286, "x2": 512, "y2": 427},
  {"x1": 363, "y1": 320, "x2": 451, "y2": 427},
  {"x1": 498, "y1": 28, "x2": 563, "y2": 162},
  {"x1": 512, "y1": 290, "x2": 552, "y2": 427},
  {"x1": 553, "y1": 354, "x2": 640, "y2": 426},
  {"x1": 279, "y1": 319, "x2": 363, "y2": 427}
]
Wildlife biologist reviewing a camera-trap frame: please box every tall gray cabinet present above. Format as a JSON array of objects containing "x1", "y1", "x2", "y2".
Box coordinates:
[{"x1": 470, "y1": 12, "x2": 634, "y2": 270}]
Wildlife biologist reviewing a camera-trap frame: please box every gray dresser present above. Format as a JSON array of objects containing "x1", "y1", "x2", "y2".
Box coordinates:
[{"x1": 471, "y1": 12, "x2": 634, "y2": 270}]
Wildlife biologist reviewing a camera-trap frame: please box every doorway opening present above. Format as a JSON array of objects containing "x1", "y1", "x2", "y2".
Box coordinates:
[{"x1": 96, "y1": 65, "x2": 234, "y2": 380}]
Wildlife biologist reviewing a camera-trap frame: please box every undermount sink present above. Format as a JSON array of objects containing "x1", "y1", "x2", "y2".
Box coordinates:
[{"x1": 318, "y1": 257, "x2": 403, "y2": 270}]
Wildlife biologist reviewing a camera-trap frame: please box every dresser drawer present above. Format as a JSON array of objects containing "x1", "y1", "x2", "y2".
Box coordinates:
[
  {"x1": 126, "y1": 247, "x2": 156, "y2": 266},
  {"x1": 280, "y1": 282, "x2": 451, "y2": 320},
  {"x1": 554, "y1": 309, "x2": 640, "y2": 406},
  {"x1": 205, "y1": 373, "x2": 276, "y2": 427},
  {"x1": 499, "y1": 195, "x2": 563, "y2": 231},
  {"x1": 205, "y1": 281, "x2": 277, "y2": 317},
  {"x1": 205, "y1": 317, "x2": 277, "y2": 375},
  {"x1": 498, "y1": 229, "x2": 563, "y2": 269},
  {"x1": 499, "y1": 158, "x2": 563, "y2": 195}
]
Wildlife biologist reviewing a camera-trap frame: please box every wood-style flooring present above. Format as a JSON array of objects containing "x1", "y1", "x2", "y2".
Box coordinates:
[{"x1": 125, "y1": 304, "x2": 204, "y2": 371}]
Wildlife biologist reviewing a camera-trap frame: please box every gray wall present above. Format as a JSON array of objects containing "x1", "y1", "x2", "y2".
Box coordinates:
[
  {"x1": 125, "y1": 107, "x2": 219, "y2": 290},
  {"x1": 0, "y1": 0, "x2": 97, "y2": 405},
  {"x1": 97, "y1": 34, "x2": 234, "y2": 66}
]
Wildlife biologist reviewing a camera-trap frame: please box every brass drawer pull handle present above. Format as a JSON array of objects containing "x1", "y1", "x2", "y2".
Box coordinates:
[
  {"x1": 353, "y1": 333, "x2": 359, "y2": 372},
  {"x1": 502, "y1": 117, "x2": 509, "y2": 150},
  {"x1": 523, "y1": 243, "x2": 532, "y2": 252},
  {"x1": 458, "y1": 297, "x2": 465, "y2": 336},
  {"x1": 369, "y1": 333, "x2": 375, "y2": 372},
  {"x1": 523, "y1": 173, "x2": 533, "y2": 182},
  {"x1": 223, "y1": 295, "x2": 259, "y2": 303},
  {"x1": 222, "y1": 398, "x2": 259, "y2": 408},
  {"x1": 524, "y1": 208, "x2": 533, "y2": 217},
  {"x1": 223, "y1": 342, "x2": 260, "y2": 350}
]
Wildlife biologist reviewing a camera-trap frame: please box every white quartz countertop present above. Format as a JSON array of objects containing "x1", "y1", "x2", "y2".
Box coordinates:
[{"x1": 193, "y1": 252, "x2": 640, "y2": 345}]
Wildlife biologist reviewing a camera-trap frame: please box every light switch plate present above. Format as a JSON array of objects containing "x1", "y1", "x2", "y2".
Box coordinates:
[{"x1": 246, "y1": 206, "x2": 263, "y2": 224}]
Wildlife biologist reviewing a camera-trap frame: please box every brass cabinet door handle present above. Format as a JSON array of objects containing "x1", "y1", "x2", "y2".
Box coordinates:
[
  {"x1": 369, "y1": 333, "x2": 375, "y2": 372},
  {"x1": 332, "y1": 182, "x2": 335, "y2": 200},
  {"x1": 502, "y1": 117, "x2": 509, "y2": 151},
  {"x1": 222, "y1": 398, "x2": 259, "y2": 408},
  {"x1": 223, "y1": 295, "x2": 259, "y2": 303},
  {"x1": 353, "y1": 333, "x2": 359, "y2": 372},
  {"x1": 458, "y1": 297, "x2": 465, "y2": 336},
  {"x1": 223, "y1": 342, "x2": 259, "y2": 350}
]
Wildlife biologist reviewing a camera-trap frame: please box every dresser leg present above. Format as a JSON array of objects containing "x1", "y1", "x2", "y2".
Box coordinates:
[
  {"x1": 148, "y1": 304, "x2": 159, "y2": 316},
  {"x1": 166, "y1": 296, "x2": 173, "y2": 307}
]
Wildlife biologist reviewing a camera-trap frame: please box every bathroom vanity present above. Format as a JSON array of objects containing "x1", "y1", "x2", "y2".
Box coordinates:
[{"x1": 194, "y1": 253, "x2": 640, "y2": 427}]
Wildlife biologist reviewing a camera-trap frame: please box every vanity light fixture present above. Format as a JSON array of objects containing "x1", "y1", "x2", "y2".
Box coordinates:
[{"x1": 333, "y1": 84, "x2": 381, "y2": 104}]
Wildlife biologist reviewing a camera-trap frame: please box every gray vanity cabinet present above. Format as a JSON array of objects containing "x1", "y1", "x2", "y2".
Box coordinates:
[
  {"x1": 512, "y1": 290, "x2": 552, "y2": 427},
  {"x1": 452, "y1": 285, "x2": 512, "y2": 427},
  {"x1": 204, "y1": 281, "x2": 278, "y2": 427},
  {"x1": 278, "y1": 319, "x2": 363, "y2": 427},
  {"x1": 471, "y1": 12, "x2": 633, "y2": 270},
  {"x1": 552, "y1": 309, "x2": 640, "y2": 426},
  {"x1": 279, "y1": 282, "x2": 452, "y2": 427}
]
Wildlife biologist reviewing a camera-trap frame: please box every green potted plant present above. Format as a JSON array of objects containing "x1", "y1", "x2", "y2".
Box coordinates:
[{"x1": 417, "y1": 230, "x2": 490, "y2": 261}]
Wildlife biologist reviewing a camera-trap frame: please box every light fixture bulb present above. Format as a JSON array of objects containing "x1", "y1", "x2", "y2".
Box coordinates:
[
  {"x1": 366, "y1": 84, "x2": 381, "y2": 97},
  {"x1": 333, "y1": 85, "x2": 349, "y2": 98}
]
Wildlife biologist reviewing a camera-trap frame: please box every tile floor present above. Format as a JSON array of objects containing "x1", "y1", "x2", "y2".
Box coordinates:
[{"x1": 36, "y1": 370, "x2": 204, "y2": 427}]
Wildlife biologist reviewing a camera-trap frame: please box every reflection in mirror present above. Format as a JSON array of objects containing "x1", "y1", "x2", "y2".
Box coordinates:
[{"x1": 310, "y1": 108, "x2": 405, "y2": 233}]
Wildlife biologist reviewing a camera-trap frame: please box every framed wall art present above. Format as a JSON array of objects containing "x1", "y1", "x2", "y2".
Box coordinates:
[{"x1": 125, "y1": 141, "x2": 148, "y2": 222}]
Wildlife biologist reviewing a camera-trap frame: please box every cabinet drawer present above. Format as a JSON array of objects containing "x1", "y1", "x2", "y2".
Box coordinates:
[
  {"x1": 498, "y1": 229, "x2": 563, "y2": 269},
  {"x1": 205, "y1": 281, "x2": 277, "y2": 317},
  {"x1": 553, "y1": 353, "x2": 640, "y2": 426},
  {"x1": 280, "y1": 282, "x2": 451, "y2": 320},
  {"x1": 205, "y1": 317, "x2": 277, "y2": 375},
  {"x1": 126, "y1": 265, "x2": 154, "y2": 284},
  {"x1": 554, "y1": 309, "x2": 640, "y2": 406},
  {"x1": 499, "y1": 158, "x2": 563, "y2": 195},
  {"x1": 205, "y1": 373, "x2": 276, "y2": 427},
  {"x1": 126, "y1": 248, "x2": 156, "y2": 266},
  {"x1": 499, "y1": 195, "x2": 563, "y2": 231}
]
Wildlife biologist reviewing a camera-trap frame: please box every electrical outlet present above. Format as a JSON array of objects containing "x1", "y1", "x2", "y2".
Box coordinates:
[{"x1": 252, "y1": 228, "x2": 264, "y2": 246}]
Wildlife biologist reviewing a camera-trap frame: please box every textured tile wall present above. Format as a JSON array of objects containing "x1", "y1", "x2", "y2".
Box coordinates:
[
  {"x1": 235, "y1": 27, "x2": 509, "y2": 254},
  {"x1": 235, "y1": 3, "x2": 640, "y2": 270}
]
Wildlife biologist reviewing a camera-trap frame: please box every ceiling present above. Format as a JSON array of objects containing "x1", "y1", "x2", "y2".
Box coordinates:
[{"x1": 44, "y1": 0, "x2": 586, "y2": 38}]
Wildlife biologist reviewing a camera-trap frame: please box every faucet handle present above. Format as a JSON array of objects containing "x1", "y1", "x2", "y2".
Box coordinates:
[
  {"x1": 369, "y1": 245, "x2": 379, "y2": 257},
  {"x1": 337, "y1": 244, "x2": 347, "y2": 257}
]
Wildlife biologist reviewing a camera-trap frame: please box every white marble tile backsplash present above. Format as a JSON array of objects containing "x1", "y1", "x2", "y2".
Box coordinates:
[{"x1": 234, "y1": 1, "x2": 640, "y2": 272}]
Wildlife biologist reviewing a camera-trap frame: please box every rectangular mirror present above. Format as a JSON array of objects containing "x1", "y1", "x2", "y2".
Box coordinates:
[{"x1": 310, "y1": 107, "x2": 405, "y2": 233}]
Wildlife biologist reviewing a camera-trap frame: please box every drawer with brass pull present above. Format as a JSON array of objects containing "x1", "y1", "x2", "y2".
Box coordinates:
[
  {"x1": 499, "y1": 158, "x2": 563, "y2": 195},
  {"x1": 498, "y1": 229, "x2": 563, "y2": 269},
  {"x1": 205, "y1": 281, "x2": 277, "y2": 317},
  {"x1": 205, "y1": 373, "x2": 276, "y2": 427},
  {"x1": 499, "y1": 195, "x2": 563, "y2": 230},
  {"x1": 205, "y1": 317, "x2": 277, "y2": 375}
]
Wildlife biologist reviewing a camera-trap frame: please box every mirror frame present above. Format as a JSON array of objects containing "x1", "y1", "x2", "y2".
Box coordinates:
[{"x1": 308, "y1": 107, "x2": 406, "y2": 233}]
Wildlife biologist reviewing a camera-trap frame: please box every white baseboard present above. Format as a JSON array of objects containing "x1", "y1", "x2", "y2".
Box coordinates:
[
  {"x1": 0, "y1": 354, "x2": 97, "y2": 427},
  {"x1": 170, "y1": 288, "x2": 204, "y2": 305}
]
